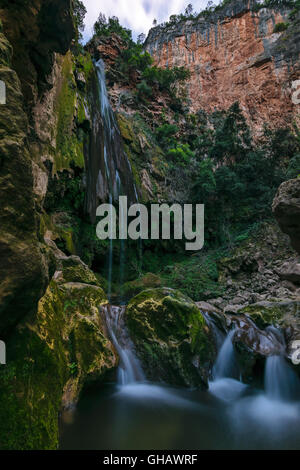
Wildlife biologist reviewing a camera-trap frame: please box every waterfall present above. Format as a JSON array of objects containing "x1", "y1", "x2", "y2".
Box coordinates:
[
  {"x1": 263, "y1": 326, "x2": 300, "y2": 401},
  {"x1": 212, "y1": 329, "x2": 239, "y2": 380},
  {"x1": 202, "y1": 312, "x2": 225, "y2": 351},
  {"x1": 92, "y1": 59, "x2": 141, "y2": 301},
  {"x1": 102, "y1": 305, "x2": 145, "y2": 385},
  {"x1": 265, "y1": 356, "x2": 300, "y2": 401}
]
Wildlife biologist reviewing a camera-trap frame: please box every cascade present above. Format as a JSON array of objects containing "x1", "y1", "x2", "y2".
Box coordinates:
[
  {"x1": 101, "y1": 305, "x2": 145, "y2": 385},
  {"x1": 212, "y1": 329, "x2": 239, "y2": 380}
]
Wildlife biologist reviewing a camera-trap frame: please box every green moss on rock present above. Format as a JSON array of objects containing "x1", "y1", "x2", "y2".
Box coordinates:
[
  {"x1": 238, "y1": 300, "x2": 300, "y2": 330},
  {"x1": 126, "y1": 288, "x2": 214, "y2": 388},
  {"x1": 0, "y1": 276, "x2": 116, "y2": 450},
  {"x1": 54, "y1": 52, "x2": 85, "y2": 173}
]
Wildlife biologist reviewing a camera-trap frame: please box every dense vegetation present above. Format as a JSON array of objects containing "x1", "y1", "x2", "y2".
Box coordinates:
[
  {"x1": 149, "y1": 0, "x2": 300, "y2": 29},
  {"x1": 45, "y1": 8, "x2": 300, "y2": 301}
]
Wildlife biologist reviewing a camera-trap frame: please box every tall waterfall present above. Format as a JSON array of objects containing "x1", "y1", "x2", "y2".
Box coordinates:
[{"x1": 92, "y1": 59, "x2": 139, "y2": 299}]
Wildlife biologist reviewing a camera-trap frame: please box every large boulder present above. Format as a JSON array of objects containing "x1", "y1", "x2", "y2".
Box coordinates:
[
  {"x1": 126, "y1": 288, "x2": 215, "y2": 388},
  {"x1": 272, "y1": 178, "x2": 300, "y2": 255}
]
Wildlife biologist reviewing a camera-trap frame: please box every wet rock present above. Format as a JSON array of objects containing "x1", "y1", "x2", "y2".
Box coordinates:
[{"x1": 126, "y1": 288, "x2": 215, "y2": 388}]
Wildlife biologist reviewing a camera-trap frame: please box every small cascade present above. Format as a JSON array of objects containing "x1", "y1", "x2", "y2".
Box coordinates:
[
  {"x1": 263, "y1": 325, "x2": 300, "y2": 401},
  {"x1": 265, "y1": 355, "x2": 300, "y2": 401},
  {"x1": 212, "y1": 329, "x2": 239, "y2": 380},
  {"x1": 102, "y1": 305, "x2": 145, "y2": 385}
]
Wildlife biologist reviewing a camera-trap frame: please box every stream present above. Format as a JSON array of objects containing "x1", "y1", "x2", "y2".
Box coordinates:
[{"x1": 60, "y1": 306, "x2": 300, "y2": 450}]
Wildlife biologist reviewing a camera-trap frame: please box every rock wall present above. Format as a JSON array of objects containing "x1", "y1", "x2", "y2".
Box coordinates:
[{"x1": 145, "y1": 0, "x2": 300, "y2": 132}]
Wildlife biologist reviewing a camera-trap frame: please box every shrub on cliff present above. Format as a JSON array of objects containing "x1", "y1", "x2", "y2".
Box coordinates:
[
  {"x1": 142, "y1": 65, "x2": 190, "y2": 94},
  {"x1": 273, "y1": 22, "x2": 289, "y2": 32},
  {"x1": 94, "y1": 14, "x2": 132, "y2": 43}
]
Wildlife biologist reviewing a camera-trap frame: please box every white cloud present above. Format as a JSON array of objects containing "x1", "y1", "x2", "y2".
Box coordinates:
[{"x1": 81, "y1": 0, "x2": 215, "y2": 42}]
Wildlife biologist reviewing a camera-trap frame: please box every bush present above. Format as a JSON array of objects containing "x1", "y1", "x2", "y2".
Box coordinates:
[
  {"x1": 94, "y1": 14, "x2": 132, "y2": 43},
  {"x1": 167, "y1": 144, "x2": 194, "y2": 168},
  {"x1": 273, "y1": 22, "x2": 289, "y2": 33},
  {"x1": 156, "y1": 124, "x2": 178, "y2": 148}
]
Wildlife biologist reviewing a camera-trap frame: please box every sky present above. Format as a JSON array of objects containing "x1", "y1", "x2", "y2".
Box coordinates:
[{"x1": 82, "y1": 0, "x2": 216, "y2": 42}]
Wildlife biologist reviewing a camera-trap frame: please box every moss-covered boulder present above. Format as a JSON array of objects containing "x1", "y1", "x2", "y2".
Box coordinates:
[
  {"x1": 0, "y1": 277, "x2": 117, "y2": 450},
  {"x1": 126, "y1": 288, "x2": 214, "y2": 388}
]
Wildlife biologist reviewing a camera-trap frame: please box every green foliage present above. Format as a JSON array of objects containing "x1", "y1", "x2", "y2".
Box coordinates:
[
  {"x1": 94, "y1": 14, "x2": 132, "y2": 43},
  {"x1": 156, "y1": 123, "x2": 178, "y2": 148},
  {"x1": 160, "y1": 251, "x2": 226, "y2": 301},
  {"x1": 167, "y1": 143, "x2": 194, "y2": 168},
  {"x1": 142, "y1": 65, "x2": 190, "y2": 94},
  {"x1": 189, "y1": 103, "x2": 300, "y2": 246},
  {"x1": 286, "y1": 154, "x2": 300, "y2": 178},
  {"x1": 137, "y1": 80, "x2": 153, "y2": 100},
  {"x1": 44, "y1": 173, "x2": 85, "y2": 215},
  {"x1": 116, "y1": 43, "x2": 153, "y2": 81},
  {"x1": 68, "y1": 362, "x2": 78, "y2": 377},
  {"x1": 273, "y1": 22, "x2": 289, "y2": 32},
  {"x1": 73, "y1": 0, "x2": 87, "y2": 41},
  {"x1": 55, "y1": 54, "x2": 85, "y2": 172}
]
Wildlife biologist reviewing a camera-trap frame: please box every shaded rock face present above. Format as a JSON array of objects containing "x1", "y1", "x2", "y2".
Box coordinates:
[
  {"x1": 126, "y1": 288, "x2": 215, "y2": 388},
  {"x1": 0, "y1": 0, "x2": 75, "y2": 110},
  {"x1": 0, "y1": 2, "x2": 76, "y2": 337},
  {"x1": 272, "y1": 178, "x2": 300, "y2": 255},
  {"x1": 145, "y1": 0, "x2": 300, "y2": 132},
  {"x1": 0, "y1": 25, "x2": 51, "y2": 337}
]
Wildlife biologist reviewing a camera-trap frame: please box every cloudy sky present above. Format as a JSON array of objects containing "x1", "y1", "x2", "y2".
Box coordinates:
[{"x1": 82, "y1": 0, "x2": 217, "y2": 42}]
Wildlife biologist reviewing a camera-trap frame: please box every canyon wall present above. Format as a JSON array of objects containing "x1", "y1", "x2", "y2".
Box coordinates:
[{"x1": 145, "y1": 0, "x2": 300, "y2": 132}]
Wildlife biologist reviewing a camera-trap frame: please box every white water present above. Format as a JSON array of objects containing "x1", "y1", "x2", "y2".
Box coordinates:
[
  {"x1": 212, "y1": 329, "x2": 239, "y2": 380},
  {"x1": 265, "y1": 355, "x2": 300, "y2": 401},
  {"x1": 62, "y1": 321, "x2": 300, "y2": 449},
  {"x1": 95, "y1": 59, "x2": 140, "y2": 301},
  {"x1": 103, "y1": 305, "x2": 145, "y2": 385},
  {"x1": 209, "y1": 327, "x2": 300, "y2": 442}
]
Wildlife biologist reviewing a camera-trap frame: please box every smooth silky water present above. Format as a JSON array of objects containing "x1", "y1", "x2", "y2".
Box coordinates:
[{"x1": 60, "y1": 313, "x2": 300, "y2": 450}]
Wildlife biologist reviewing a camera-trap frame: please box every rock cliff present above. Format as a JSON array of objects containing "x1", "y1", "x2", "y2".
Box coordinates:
[{"x1": 145, "y1": 0, "x2": 300, "y2": 132}]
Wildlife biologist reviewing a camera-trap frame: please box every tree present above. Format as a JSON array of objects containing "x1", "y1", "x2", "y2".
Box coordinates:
[
  {"x1": 93, "y1": 14, "x2": 132, "y2": 43},
  {"x1": 73, "y1": 0, "x2": 87, "y2": 40},
  {"x1": 185, "y1": 3, "x2": 194, "y2": 16},
  {"x1": 137, "y1": 33, "x2": 146, "y2": 44}
]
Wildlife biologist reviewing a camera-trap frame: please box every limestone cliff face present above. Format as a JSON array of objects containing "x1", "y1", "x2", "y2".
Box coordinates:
[{"x1": 145, "y1": 0, "x2": 300, "y2": 132}]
